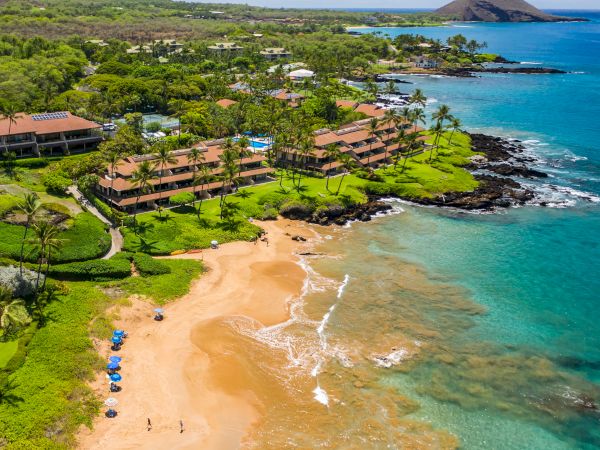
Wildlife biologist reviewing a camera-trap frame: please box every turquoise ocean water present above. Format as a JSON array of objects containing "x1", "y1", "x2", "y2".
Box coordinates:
[{"x1": 327, "y1": 12, "x2": 600, "y2": 449}]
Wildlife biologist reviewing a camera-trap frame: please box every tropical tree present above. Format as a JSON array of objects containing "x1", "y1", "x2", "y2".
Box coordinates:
[
  {"x1": 131, "y1": 160, "x2": 157, "y2": 226},
  {"x1": 236, "y1": 136, "x2": 252, "y2": 177},
  {"x1": 0, "y1": 105, "x2": 21, "y2": 154},
  {"x1": 29, "y1": 221, "x2": 62, "y2": 293},
  {"x1": 168, "y1": 99, "x2": 187, "y2": 145},
  {"x1": 105, "y1": 151, "x2": 122, "y2": 206},
  {"x1": 336, "y1": 153, "x2": 357, "y2": 196},
  {"x1": 17, "y1": 193, "x2": 40, "y2": 275},
  {"x1": 448, "y1": 117, "x2": 462, "y2": 146},
  {"x1": 382, "y1": 109, "x2": 397, "y2": 167},
  {"x1": 323, "y1": 144, "x2": 340, "y2": 191},
  {"x1": 392, "y1": 128, "x2": 407, "y2": 172},
  {"x1": 429, "y1": 121, "x2": 446, "y2": 162},
  {"x1": 187, "y1": 146, "x2": 205, "y2": 203},
  {"x1": 295, "y1": 135, "x2": 315, "y2": 192},
  {"x1": 154, "y1": 143, "x2": 177, "y2": 217},
  {"x1": 401, "y1": 132, "x2": 419, "y2": 173},
  {"x1": 366, "y1": 117, "x2": 379, "y2": 168},
  {"x1": 409, "y1": 88, "x2": 427, "y2": 108},
  {"x1": 411, "y1": 108, "x2": 426, "y2": 134},
  {"x1": 192, "y1": 164, "x2": 211, "y2": 219},
  {"x1": 218, "y1": 142, "x2": 240, "y2": 219},
  {"x1": 432, "y1": 104, "x2": 452, "y2": 129}
]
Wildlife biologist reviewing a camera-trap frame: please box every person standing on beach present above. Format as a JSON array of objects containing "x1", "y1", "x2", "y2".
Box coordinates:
[
  {"x1": 147, "y1": 418, "x2": 152, "y2": 431},
  {"x1": 180, "y1": 419, "x2": 184, "y2": 433}
]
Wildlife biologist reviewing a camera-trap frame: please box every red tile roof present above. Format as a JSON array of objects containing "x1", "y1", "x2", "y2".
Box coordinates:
[
  {"x1": 216, "y1": 99, "x2": 238, "y2": 108},
  {"x1": 0, "y1": 112, "x2": 100, "y2": 136}
]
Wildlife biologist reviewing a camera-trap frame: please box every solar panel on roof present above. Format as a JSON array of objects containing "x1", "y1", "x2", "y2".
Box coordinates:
[{"x1": 31, "y1": 112, "x2": 68, "y2": 121}]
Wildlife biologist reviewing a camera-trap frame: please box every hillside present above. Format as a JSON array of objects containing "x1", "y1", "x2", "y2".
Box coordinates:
[{"x1": 436, "y1": 0, "x2": 586, "y2": 22}]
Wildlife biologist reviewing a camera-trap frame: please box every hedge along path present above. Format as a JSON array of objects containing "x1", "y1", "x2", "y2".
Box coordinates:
[{"x1": 67, "y1": 185, "x2": 123, "y2": 259}]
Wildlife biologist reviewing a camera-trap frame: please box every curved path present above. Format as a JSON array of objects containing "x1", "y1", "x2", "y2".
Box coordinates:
[{"x1": 67, "y1": 185, "x2": 123, "y2": 259}]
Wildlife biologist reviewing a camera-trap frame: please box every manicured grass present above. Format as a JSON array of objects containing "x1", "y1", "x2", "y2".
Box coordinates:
[
  {"x1": 103, "y1": 259, "x2": 203, "y2": 304},
  {"x1": 0, "y1": 212, "x2": 111, "y2": 263},
  {"x1": 0, "y1": 193, "x2": 20, "y2": 216},
  {"x1": 0, "y1": 283, "x2": 108, "y2": 448},
  {"x1": 0, "y1": 340, "x2": 18, "y2": 369},
  {"x1": 122, "y1": 131, "x2": 475, "y2": 254}
]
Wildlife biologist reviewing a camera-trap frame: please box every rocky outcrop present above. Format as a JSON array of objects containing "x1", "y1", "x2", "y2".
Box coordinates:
[{"x1": 436, "y1": 0, "x2": 587, "y2": 22}]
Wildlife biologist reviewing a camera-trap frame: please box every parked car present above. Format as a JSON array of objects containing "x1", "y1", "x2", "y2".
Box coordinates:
[{"x1": 102, "y1": 123, "x2": 117, "y2": 131}]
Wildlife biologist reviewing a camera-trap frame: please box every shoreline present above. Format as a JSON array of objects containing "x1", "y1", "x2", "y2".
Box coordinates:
[{"x1": 77, "y1": 219, "x2": 317, "y2": 449}]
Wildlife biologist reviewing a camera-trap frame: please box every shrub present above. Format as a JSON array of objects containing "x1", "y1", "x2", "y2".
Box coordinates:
[
  {"x1": 364, "y1": 182, "x2": 394, "y2": 196},
  {"x1": 278, "y1": 199, "x2": 314, "y2": 220},
  {"x1": 42, "y1": 172, "x2": 71, "y2": 194},
  {"x1": 170, "y1": 192, "x2": 195, "y2": 206},
  {"x1": 131, "y1": 253, "x2": 171, "y2": 276},
  {"x1": 145, "y1": 121, "x2": 162, "y2": 132},
  {"x1": 48, "y1": 258, "x2": 130, "y2": 281},
  {"x1": 0, "y1": 266, "x2": 41, "y2": 298},
  {"x1": 260, "y1": 207, "x2": 279, "y2": 221}
]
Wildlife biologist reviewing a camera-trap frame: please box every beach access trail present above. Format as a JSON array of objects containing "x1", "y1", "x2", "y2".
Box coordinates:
[{"x1": 77, "y1": 219, "x2": 313, "y2": 450}]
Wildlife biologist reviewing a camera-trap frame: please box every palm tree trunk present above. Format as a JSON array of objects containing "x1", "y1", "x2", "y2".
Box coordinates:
[
  {"x1": 158, "y1": 166, "x2": 164, "y2": 217},
  {"x1": 42, "y1": 248, "x2": 51, "y2": 292},
  {"x1": 34, "y1": 246, "x2": 44, "y2": 294},
  {"x1": 336, "y1": 173, "x2": 347, "y2": 196},
  {"x1": 19, "y1": 221, "x2": 29, "y2": 275}
]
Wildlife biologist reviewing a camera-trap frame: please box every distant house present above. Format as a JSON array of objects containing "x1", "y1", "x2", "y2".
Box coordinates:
[
  {"x1": 152, "y1": 39, "x2": 184, "y2": 54},
  {"x1": 0, "y1": 112, "x2": 102, "y2": 158},
  {"x1": 126, "y1": 45, "x2": 152, "y2": 54},
  {"x1": 412, "y1": 56, "x2": 441, "y2": 69},
  {"x1": 287, "y1": 69, "x2": 315, "y2": 81},
  {"x1": 208, "y1": 42, "x2": 243, "y2": 53},
  {"x1": 85, "y1": 39, "x2": 109, "y2": 47},
  {"x1": 260, "y1": 48, "x2": 292, "y2": 61}
]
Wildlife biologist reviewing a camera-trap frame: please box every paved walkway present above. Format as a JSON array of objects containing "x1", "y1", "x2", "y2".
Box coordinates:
[{"x1": 67, "y1": 185, "x2": 123, "y2": 259}]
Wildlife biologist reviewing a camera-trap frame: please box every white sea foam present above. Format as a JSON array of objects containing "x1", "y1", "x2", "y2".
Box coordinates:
[
  {"x1": 313, "y1": 384, "x2": 329, "y2": 406},
  {"x1": 520, "y1": 61, "x2": 543, "y2": 65},
  {"x1": 372, "y1": 348, "x2": 409, "y2": 368},
  {"x1": 525, "y1": 183, "x2": 600, "y2": 208}
]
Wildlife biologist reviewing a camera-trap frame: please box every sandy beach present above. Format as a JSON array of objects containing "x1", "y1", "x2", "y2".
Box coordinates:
[{"x1": 77, "y1": 219, "x2": 315, "y2": 450}]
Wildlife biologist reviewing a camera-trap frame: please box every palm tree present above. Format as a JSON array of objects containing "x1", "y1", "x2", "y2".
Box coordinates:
[
  {"x1": 323, "y1": 144, "x2": 340, "y2": 191},
  {"x1": 131, "y1": 160, "x2": 157, "y2": 226},
  {"x1": 0, "y1": 105, "x2": 21, "y2": 154},
  {"x1": 335, "y1": 153, "x2": 356, "y2": 196},
  {"x1": 432, "y1": 104, "x2": 452, "y2": 129},
  {"x1": 29, "y1": 221, "x2": 62, "y2": 293},
  {"x1": 429, "y1": 121, "x2": 445, "y2": 162},
  {"x1": 392, "y1": 128, "x2": 407, "y2": 172},
  {"x1": 192, "y1": 164, "x2": 211, "y2": 219},
  {"x1": 295, "y1": 136, "x2": 315, "y2": 192},
  {"x1": 187, "y1": 147, "x2": 205, "y2": 203},
  {"x1": 218, "y1": 143, "x2": 240, "y2": 218},
  {"x1": 154, "y1": 143, "x2": 177, "y2": 217},
  {"x1": 17, "y1": 193, "x2": 40, "y2": 275},
  {"x1": 382, "y1": 109, "x2": 397, "y2": 167},
  {"x1": 236, "y1": 136, "x2": 252, "y2": 177},
  {"x1": 448, "y1": 117, "x2": 462, "y2": 146},
  {"x1": 401, "y1": 132, "x2": 419, "y2": 173},
  {"x1": 409, "y1": 89, "x2": 427, "y2": 109},
  {"x1": 411, "y1": 108, "x2": 426, "y2": 135},
  {"x1": 168, "y1": 99, "x2": 187, "y2": 146},
  {"x1": 105, "y1": 151, "x2": 122, "y2": 206},
  {"x1": 366, "y1": 117, "x2": 379, "y2": 169}
]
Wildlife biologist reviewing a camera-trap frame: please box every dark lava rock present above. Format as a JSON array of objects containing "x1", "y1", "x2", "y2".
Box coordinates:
[
  {"x1": 482, "y1": 163, "x2": 548, "y2": 178},
  {"x1": 291, "y1": 235, "x2": 307, "y2": 242}
]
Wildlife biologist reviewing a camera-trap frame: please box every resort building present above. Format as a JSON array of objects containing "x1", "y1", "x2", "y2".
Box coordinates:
[
  {"x1": 335, "y1": 100, "x2": 387, "y2": 118},
  {"x1": 96, "y1": 140, "x2": 274, "y2": 212},
  {"x1": 412, "y1": 56, "x2": 441, "y2": 69},
  {"x1": 287, "y1": 69, "x2": 315, "y2": 82},
  {"x1": 260, "y1": 48, "x2": 292, "y2": 61},
  {"x1": 276, "y1": 114, "x2": 424, "y2": 175},
  {"x1": 207, "y1": 42, "x2": 244, "y2": 53},
  {"x1": 0, "y1": 112, "x2": 102, "y2": 158},
  {"x1": 228, "y1": 83, "x2": 304, "y2": 107},
  {"x1": 216, "y1": 99, "x2": 238, "y2": 109}
]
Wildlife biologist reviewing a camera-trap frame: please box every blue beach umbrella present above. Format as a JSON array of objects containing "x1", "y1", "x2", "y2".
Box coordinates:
[
  {"x1": 153, "y1": 308, "x2": 164, "y2": 314},
  {"x1": 113, "y1": 330, "x2": 125, "y2": 337},
  {"x1": 111, "y1": 336, "x2": 122, "y2": 344},
  {"x1": 109, "y1": 373, "x2": 122, "y2": 383},
  {"x1": 107, "y1": 362, "x2": 119, "y2": 370},
  {"x1": 109, "y1": 356, "x2": 122, "y2": 363}
]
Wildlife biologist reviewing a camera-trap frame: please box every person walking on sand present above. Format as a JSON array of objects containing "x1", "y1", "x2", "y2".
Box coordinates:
[
  {"x1": 147, "y1": 418, "x2": 152, "y2": 431},
  {"x1": 180, "y1": 419, "x2": 184, "y2": 433}
]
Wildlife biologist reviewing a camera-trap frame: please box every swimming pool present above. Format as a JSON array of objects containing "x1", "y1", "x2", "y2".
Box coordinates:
[{"x1": 234, "y1": 138, "x2": 271, "y2": 149}]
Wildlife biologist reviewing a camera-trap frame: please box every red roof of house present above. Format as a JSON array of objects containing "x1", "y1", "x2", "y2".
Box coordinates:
[
  {"x1": 216, "y1": 99, "x2": 238, "y2": 108},
  {"x1": 336, "y1": 100, "x2": 358, "y2": 109},
  {"x1": 0, "y1": 112, "x2": 100, "y2": 136},
  {"x1": 354, "y1": 104, "x2": 385, "y2": 118}
]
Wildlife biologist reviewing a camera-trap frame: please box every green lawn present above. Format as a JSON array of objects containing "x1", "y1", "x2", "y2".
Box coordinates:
[
  {"x1": 0, "y1": 211, "x2": 111, "y2": 263},
  {"x1": 123, "y1": 131, "x2": 476, "y2": 254},
  {"x1": 0, "y1": 340, "x2": 18, "y2": 369}
]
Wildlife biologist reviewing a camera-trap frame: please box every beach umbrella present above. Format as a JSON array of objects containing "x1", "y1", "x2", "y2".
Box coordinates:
[
  {"x1": 109, "y1": 373, "x2": 122, "y2": 383},
  {"x1": 113, "y1": 330, "x2": 125, "y2": 337},
  {"x1": 153, "y1": 308, "x2": 164, "y2": 314},
  {"x1": 105, "y1": 397, "x2": 118, "y2": 408},
  {"x1": 111, "y1": 336, "x2": 122, "y2": 344},
  {"x1": 109, "y1": 356, "x2": 122, "y2": 363},
  {"x1": 107, "y1": 362, "x2": 119, "y2": 370},
  {"x1": 211, "y1": 240, "x2": 218, "y2": 246}
]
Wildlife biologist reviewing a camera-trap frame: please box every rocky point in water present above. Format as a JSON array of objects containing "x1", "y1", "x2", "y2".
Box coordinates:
[{"x1": 435, "y1": 0, "x2": 587, "y2": 22}]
